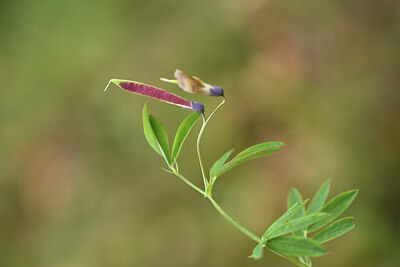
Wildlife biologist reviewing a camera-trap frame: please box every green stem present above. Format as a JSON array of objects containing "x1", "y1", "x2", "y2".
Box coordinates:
[
  {"x1": 196, "y1": 98, "x2": 226, "y2": 190},
  {"x1": 170, "y1": 170, "x2": 261, "y2": 245},
  {"x1": 197, "y1": 118, "x2": 208, "y2": 189},
  {"x1": 170, "y1": 169, "x2": 260, "y2": 243},
  {"x1": 172, "y1": 171, "x2": 207, "y2": 197},
  {"x1": 207, "y1": 196, "x2": 261, "y2": 243}
]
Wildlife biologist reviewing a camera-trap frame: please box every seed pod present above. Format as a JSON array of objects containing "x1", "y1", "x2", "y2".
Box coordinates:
[{"x1": 105, "y1": 79, "x2": 205, "y2": 113}]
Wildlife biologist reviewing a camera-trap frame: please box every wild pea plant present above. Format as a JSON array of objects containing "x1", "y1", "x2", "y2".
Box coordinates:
[{"x1": 105, "y1": 70, "x2": 358, "y2": 266}]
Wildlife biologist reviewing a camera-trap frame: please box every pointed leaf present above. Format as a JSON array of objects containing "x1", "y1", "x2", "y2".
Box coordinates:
[
  {"x1": 210, "y1": 149, "x2": 234, "y2": 179},
  {"x1": 287, "y1": 188, "x2": 305, "y2": 217},
  {"x1": 236, "y1": 141, "x2": 285, "y2": 157},
  {"x1": 263, "y1": 203, "x2": 299, "y2": 239},
  {"x1": 215, "y1": 142, "x2": 285, "y2": 177},
  {"x1": 216, "y1": 148, "x2": 281, "y2": 177},
  {"x1": 266, "y1": 235, "x2": 327, "y2": 257},
  {"x1": 250, "y1": 243, "x2": 264, "y2": 260},
  {"x1": 171, "y1": 112, "x2": 201, "y2": 163},
  {"x1": 312, "y1": 217, "x2": 354, "y2": 243},
  {"x1": 307, "y1": 180, "x2": 331, "y2": 214},
  {"x1": 267, "y1": 212, "x2": 329, "y2": 239},
  {"x1": 142, "y1": 103, "x2": 162, "y2": 156},
  {"x1": 287, "y1": 188, "x2": 306, "y2": 236},
  {"x1": 263, "y1": 199, "x2": 310, "y2": 239},
  {"x1": 148, "y1": 114, "x2": 171, "y2": 166},
  {"x1": 308, "y1": 189, "x2": 358, "y2": 232}
]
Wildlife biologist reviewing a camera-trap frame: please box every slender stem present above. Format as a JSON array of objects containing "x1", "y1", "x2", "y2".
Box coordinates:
[
  {"x1": 207, "y1": 196, "x2": 261, "y2": 243},
  {"x1": 197, "y1": 118, "x2": 208, "y2": 189},
  {"x1": 172, "y1": 171, "x2": 207, "y2": 197},
  {"x1": 170, "y1": 169, "x2": 261, "y2": 244},
  {"x1": 196, "y1": 98, "x2": 226, "y2": 190}
]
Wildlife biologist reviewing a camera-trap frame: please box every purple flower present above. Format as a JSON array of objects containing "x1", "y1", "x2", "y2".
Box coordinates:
[{"x1": 105, "y1": 79, "x2": 204, "y2": 113}]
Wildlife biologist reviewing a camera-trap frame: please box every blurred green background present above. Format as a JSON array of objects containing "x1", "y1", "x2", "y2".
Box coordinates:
[{"x1": 1, "y1": 0, "x2": 399, "y2": 266}]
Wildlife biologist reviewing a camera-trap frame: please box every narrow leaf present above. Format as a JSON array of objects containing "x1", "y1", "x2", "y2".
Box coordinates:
[
  {"x1": 142, "y1": 103, "x2": 162, "y2": 156},
  {"x1": 171, "y1": 112, "x2": 201, "y2": 163},
  {"x1": 312, "y1": 217, "x2": 354, "y2": 243},
  {"x1": 149, "y1": 114, "x2": 171, "y2": 166},
  {"x1": 287, "y1": 188, "x2": 306, "y2": 236},
  {"x1": 236, "y1": 141, "x2": 286, "y2": 158},
  {"x1": 215, "y1": 142, "x2": 285, "y2": 177},
  {"x1": 308, "y1": 189, "x2": 358, "y2": 232},
  {"x1": 210, "y1": 149, "x2": 234, "y2": 179},
  {"x1": 216, "y1": 148, "x2": 282, "y2": 177},
  {"x1": 307, "y1": 180, "x2": 331, "y2": 214},
  {"x1": 263, "y1": 199, "x2": 309, "y2": 239},
  {"x1": 267, "y1": 212, "x2": 329, "y2": 239},
  {"x1": 266, "y1": 235, "x2": 327, "y2": 257},
  {"x1": 250, "y1": 243, "x2": 264, "y2": 260},
  {"x1": 263, "y1": 203, "x2": 299, "y2": 238}
]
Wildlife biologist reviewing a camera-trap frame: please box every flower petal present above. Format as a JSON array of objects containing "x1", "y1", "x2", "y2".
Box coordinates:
[{"x1": 173, "y1": 70, "x2": 224, "y2": 97}]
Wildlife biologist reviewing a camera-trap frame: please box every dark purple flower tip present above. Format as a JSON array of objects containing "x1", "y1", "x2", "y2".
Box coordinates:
[
  {"x1": 209, "y1": 85, "x2": 224, "y2": 97},
  {"x1": 190, "y1": 101, "x2": 205, "y2": 113}
]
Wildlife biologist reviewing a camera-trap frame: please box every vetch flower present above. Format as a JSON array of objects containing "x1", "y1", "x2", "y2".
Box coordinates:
[
  {"x1": 160, "y1": 70, "x2": 224, "y2": 97},
  {"x1": 105, "y1": 79, "x2": 205, "y2": 113}
]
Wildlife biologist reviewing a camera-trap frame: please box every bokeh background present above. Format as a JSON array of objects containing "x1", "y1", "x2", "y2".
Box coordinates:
[{"x1": 1, "y1": 0, "x2": 399, "y2": 266}]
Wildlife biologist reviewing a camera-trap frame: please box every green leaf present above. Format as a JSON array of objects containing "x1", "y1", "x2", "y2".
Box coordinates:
[
  {"x1": 308, "y1": 189, "x2": 358, "y2": 232},
  {"x1": 307, "y1": 180, "x2": 331, "y2": 214},
  {"x1": 266, "y1": 235, "x2": 327, "y2": 257},
  {"x1": 215, "y1": 142, "x2": 285, "y2": 177},
  {"x1": 142, "y1": 103, "x2": 162, "y2": 156},
  {"x1": 312, "y1": 217, "x2": 354, "y2": 243},
  {"x1": 171, "y1": 112, "x2": 201, "y2": 163},
  {"x1": 250, "y1": 243, "x2": 264, "y2": 260},
  {"x1": 236, "y1": 141, "x2": 285, "y2": 157},
  {"x1": 287, "y1": 188, "x2": 306, "y2": 236},
  {"x1": 266, "y1": 212, "x2": 329, "y2": 239},
  {"x1": 263, "y1": 199, "x2": 309, "y2": 239},
  {"x1": 148, "y1": 114, "x2": 171, "y2": 166},
  {"x1": 288, "y1": 188, "x2": 306, "y2": 217},
  {"x1": 210, "y1": 149, "x2": 234, "y2": 179},
  {"x1": 263, "y1": 203, "x2": 299, "y2": 239}
]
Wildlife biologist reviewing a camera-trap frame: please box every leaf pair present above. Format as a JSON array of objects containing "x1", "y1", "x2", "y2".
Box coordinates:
[
  {"x1": 210, "y1": 141, "x2": 286, "y2": 179},
  {"x1": 143, "y1": 103, "x2": 201, "y2": 167}
]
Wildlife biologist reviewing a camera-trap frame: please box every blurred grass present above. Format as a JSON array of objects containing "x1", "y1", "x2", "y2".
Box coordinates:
[{"x1": 0, "y1": 0, "x2": 399, "y2": 266}]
